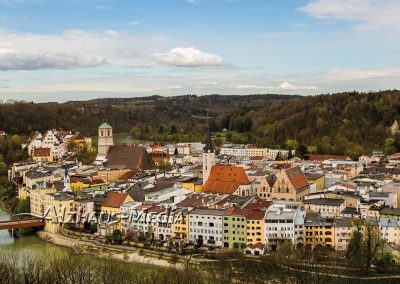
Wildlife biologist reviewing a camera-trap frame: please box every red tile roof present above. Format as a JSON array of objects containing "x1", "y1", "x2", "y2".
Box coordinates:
[
  {"x1": 247, "y1": 242, "x2": 264, "y2": 250},
  {"x1": 246, "y1": 209, "x2": 266, "y2": 220},
  {"x1": 33, "y1": 147, "x2": 51, "y2": 157},
  {"x1": 285, "y1": 166, "x2": 309, "y2": 191},
  {"x1": 244, "y1": 198, "x2": 271, "y2": 210},
  {"x1": 101, "y1": 192, "x2": 129, "y2": 208},
  {"x1": 203, "y1": 165, "x2": 250, "y2": 195}
]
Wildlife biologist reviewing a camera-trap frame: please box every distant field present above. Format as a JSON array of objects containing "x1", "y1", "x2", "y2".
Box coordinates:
[
  {"x1": 91, "y1": 133, "x2": 152, "y2": 146},
  {"x1": 214, "y1": 131, "x2": 244, "y2": 142}
]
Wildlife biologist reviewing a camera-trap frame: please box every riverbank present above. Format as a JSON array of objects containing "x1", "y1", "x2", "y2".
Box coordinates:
[{"x1": 37, "y1": 231, "x2": 179, "y2": 268}]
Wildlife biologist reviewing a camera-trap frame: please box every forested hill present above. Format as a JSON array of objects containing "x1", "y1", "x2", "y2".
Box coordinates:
[
  {"x1": 0, "y1": 91, "x2": 400, "y2": 156},
  {"x1": 0, "y1": 94, "x2": 298, "y2": 135}
]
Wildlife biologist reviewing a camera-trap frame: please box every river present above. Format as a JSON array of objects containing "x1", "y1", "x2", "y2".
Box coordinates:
[{"x1": 0, "y1": 208, "x2": 70, "y2": 257}]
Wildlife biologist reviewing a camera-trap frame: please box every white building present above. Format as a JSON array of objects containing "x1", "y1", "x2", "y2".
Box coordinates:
[
  {"x1": 324, "y1": 172, "x2": 345, "y2": 188},
  {"x1": 144, "y1": 186, "x2": 191, "y2": 204},
  {"x1": 379, "y1": 218, "x2": 400, "y2": 245},
  {"x1": 264, "y1": 200, "x2": 305, "y2": 249},
  {"x1": 26, "y1": 130, "x2": 66, "y2": 160},
  {"x1": 188, "y1": 208, "x2": 225, "y2": 246},
  {"x1": 120, "y1": 201, "x2": 143, "y2": 234},
  {"x1": 267, "y1": 149, "x2": 294, "y2": 160},
  {"x1": 220, "y1": 144, "x2": 269, "y2": 158}
]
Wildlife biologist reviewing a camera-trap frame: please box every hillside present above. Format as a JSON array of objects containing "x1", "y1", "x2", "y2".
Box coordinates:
[{"x1": 0, "y1": 91, "x2": 399, "y2": 157}]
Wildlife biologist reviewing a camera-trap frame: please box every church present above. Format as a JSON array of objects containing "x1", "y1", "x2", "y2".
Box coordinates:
[{"x1": 95, "y1": 122, "x2": 155, "y2": 171}]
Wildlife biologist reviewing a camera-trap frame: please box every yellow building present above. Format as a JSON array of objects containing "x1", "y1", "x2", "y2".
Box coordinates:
[
  {"x1": 305, "y1": 173, "x2": 325, "y2": 191},
  {"x1": 172, "y1": 209, "x2": 189, "y2": 240},
  {"x1": 380, "y1": 218, "x2": 400, "y2": 245},
  {"x1": 246, "y1": 210, "x2": 265, "y2": 245},
  {"x1": 304, "y1": 213, "x2": 335, "y2": 248},
  {"x1": 256, "y1": 175, "x2": 276, "y2": 199},
  {"x1": 30, "y1": 188, "x2": 75, "y2": 233},
  {"x1": 334, "y1": 218, "x2": 354, "y2": 251},
  {"x1": 271, "y1": 166, "x2": 310, "y2": 201},
  {"x1": 182, "y1": 177, "x2": 203, "y2": 193},
  {"x1": 97, "y1": 168, "x2": 134, "y2": 183},
  {"x1": 100, "y1": 192, "x2": 133, "y2": 230}
]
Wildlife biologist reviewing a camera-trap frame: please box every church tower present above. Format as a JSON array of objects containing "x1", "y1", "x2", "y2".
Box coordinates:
[
  {"x1": 202, "y1": 127, "x2": 215, "y2": 185},
  {"x1": 98, "y1": 121, "x2": 114, "y2": 157},
  {"x1": 63, "y1": 168, "x2": 71, "y2": 192}
]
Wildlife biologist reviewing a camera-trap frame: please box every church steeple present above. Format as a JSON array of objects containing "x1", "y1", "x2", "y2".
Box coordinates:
[
  {"x1": 63, "y1": 167, "x2": 71, "y2": 192},
  {"x1": 202, "y1": 121, "x2": 215, "y2": 185},
  {"x1": 203, "y1": 127, "x2": 214, "y2": 153}
]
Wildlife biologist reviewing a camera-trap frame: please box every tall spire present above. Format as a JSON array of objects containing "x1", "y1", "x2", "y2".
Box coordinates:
[{"x1": 203, "y1": 119, "x2": 214, "y2": 153}]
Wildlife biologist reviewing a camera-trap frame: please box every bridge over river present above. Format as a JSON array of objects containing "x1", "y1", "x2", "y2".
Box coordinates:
[{"x1": 0, "y1": 218, "x2": 45, "y2": 230}]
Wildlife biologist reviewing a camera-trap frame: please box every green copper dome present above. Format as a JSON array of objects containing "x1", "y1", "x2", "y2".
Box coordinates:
[{"x1": 99, "y1": 122, "x2": 112, "y2": 129}]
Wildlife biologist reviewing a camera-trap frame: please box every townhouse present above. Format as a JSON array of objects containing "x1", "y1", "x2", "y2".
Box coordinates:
[
  {"x1": 188, "y1": 208, "x2": 225, "y2": 246},
  {"x1": 264, "y1": 200, "x2": 305, "y2": 250}
]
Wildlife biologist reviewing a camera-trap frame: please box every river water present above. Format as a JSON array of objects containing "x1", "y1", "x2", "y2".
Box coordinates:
[{"x1": 0, "y1": 208, "x2": 69, "y2": 257}]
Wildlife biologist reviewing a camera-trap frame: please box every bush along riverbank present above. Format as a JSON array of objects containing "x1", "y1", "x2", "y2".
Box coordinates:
[{"x1": 34, "y1": 230, "x2": 400, "y2": 284}]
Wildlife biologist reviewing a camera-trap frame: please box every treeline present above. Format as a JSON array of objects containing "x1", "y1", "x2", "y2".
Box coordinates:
[
  {"x1": 0, "y1": 94, "x2": 296, "y2": 135},
  {"x1": 1, "y1": 91, "x2": 400, "y2": 156}
]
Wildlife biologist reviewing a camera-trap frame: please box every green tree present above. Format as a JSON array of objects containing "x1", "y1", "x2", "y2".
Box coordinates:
[
  {"x1": 276, "y1": 241, "x2": 295, "y2": 263},
  {"x1": 275, "y1": 151, "x2": 284, "y2": 161},
  {"x1": 158, "y1": 160, "x2": 173, "y2": 177},
  {"x1": 129, "y1": 127, "x2": 141, "y2": 139},
  {"x1": 112, "y1": 229, "x2": 123, "y2": 245},
  {"x1": 67, "y1": 138, "x2": 78, "y2": 152},
  {"x1": 14, "y1": 197, "x2": 30, "y2": 214},
  {"x1": 170, "y1": 125, "x2": 177, "y2": 135},
  {"x1": 285, "y1": 139, "x2": 298, "y2": 151},
  {"x1": 347, "y1": 221, "x2": 382, "y2": 275},
  {"x1": 384, "y1": 138, "x2": 397, "y2": 155},
  {"x1": 77, "y1": 147, "x2": 96, "y2": 165}
]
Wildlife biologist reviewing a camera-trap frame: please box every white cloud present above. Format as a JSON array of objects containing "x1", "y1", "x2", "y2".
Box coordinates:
[
  {"x1": 236, "y1": 82, "x2": 318, "y2": 91},
  {"x1": 129, "y1": 20, "x2": 140, "y2": 26},
  {"x1": 186, "y1": 0, "x2": 200, "y2": 4},
  {"x1": 299, "y1": 0, "x2": 400, "y2": 31},
  {"x1": 323, "y1": 68, "x2": 400, "y2": 81},
  {"x1": 94, "y1": 5, "x2": 111, "y2": 11},
  {"x1": 150, "y1": 47, "x2": 225, "y2": 67},
  {"x1": 0, "y1": 28, "x2": 171, "y2": 70},
  {"x1": 0, "y1": 49, "x2": 106, "y2": 70}
]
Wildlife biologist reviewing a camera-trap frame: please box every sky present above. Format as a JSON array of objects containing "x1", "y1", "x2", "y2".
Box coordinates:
[{"x1": 0, "y1": 0, "x2": 400, "y2": 102}]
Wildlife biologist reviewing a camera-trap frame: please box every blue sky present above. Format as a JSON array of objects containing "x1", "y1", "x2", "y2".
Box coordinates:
[{"x1": 0, "y1": 0, "x2": 399, "y2": 102}]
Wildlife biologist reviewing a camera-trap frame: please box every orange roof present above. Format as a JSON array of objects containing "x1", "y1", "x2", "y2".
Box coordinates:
[
  {"x1": 224, "y1": 207, "x2": 251, "y2": 217},
  {"x1": 33, "y1": 147, "x2": 51, "y2": 157},
  {"x1": 244, "y1": 198, "x2": 271, "y2": 210},
  {"x1": 247, "y1": 242, "x2": 264, "y2": 250},
  {"x1": 203, "y1": 165, "x2": 250, "y2": 195},
  {"x1": 246, "y1": 209, "x2": 266, "y2": 220},
  {"x1": 285, "y1": 166, "x2": 309, "y2": 191},
  {"x1": 101, "y1": 192, "x2": 128, "y2": 208}
]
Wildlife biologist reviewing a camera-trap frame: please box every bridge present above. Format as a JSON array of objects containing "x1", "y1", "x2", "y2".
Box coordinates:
[{"x1": 0, "y1": 218, "x2": 45, "y2": 230}]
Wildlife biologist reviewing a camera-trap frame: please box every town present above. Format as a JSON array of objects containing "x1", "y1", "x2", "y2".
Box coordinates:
[{"x1": 5, "y1": 120, "x2": 400, "y2": 264}]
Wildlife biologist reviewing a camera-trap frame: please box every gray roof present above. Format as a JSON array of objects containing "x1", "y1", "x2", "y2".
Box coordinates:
[
  {"x1": 189, "y1": 208, "x2": 226, "y2": 216},
  {"x1": 305, "y1": 213, "x2": 335, "y2": 226},
  {"x1": 335, "y1": 217, "x2": 353, "y2": 227},
  {"x1": 49, "y1": 192, "x2": 75, "y2": 201},
  {"x1": 380, "y1": 207, "x2": 400, "y2": 216},
  {"x1": 25, "y1": 170, "x2": 52, "y2": 179},
  {"x1": 303, "y1": 198, "x2": 344, "y2": 206}
]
